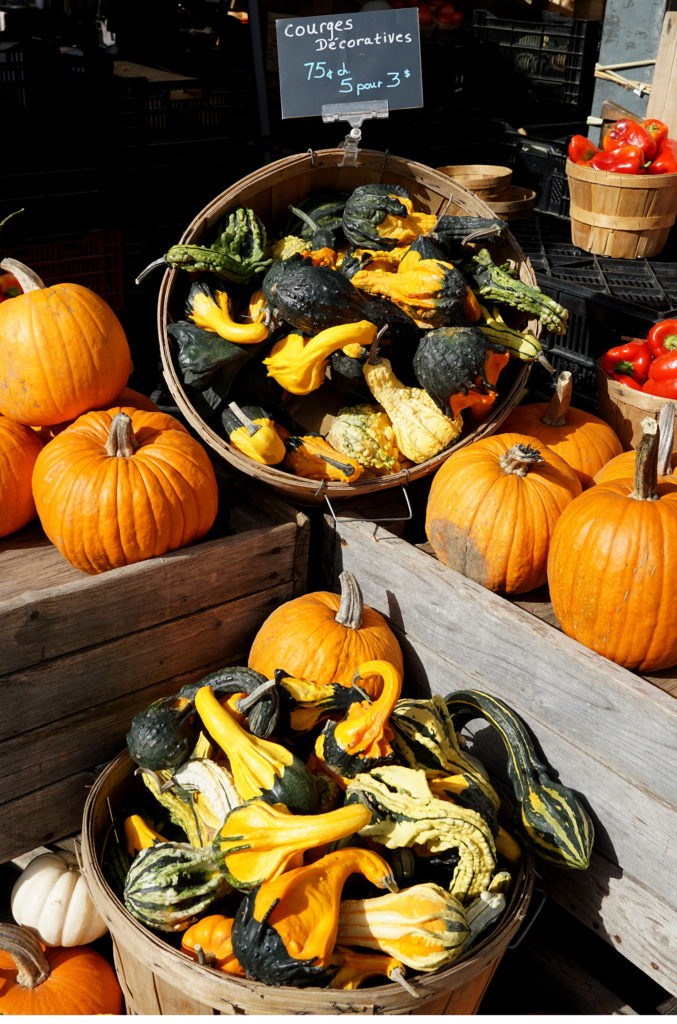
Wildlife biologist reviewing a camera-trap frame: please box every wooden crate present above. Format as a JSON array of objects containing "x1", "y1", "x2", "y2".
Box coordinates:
[
  {"x1": 321, "y1": 516, "x2": 677, "y2": 998},
  {"x1": 0, "y1": 477, "x2": 309, "y2": 864}
]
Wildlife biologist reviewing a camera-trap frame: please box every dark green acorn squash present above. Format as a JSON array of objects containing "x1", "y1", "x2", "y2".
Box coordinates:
[
  {"x1": 412, "y1": 325, "x2": 507, "y2": 417},
  {"x1": 341, "y1": 184, "x2": 414, "y2": 250},
  {"x1": 285, "y1": 191, "x2": 349, "y2": 243},
  {"x1": 126, "y1": 695, "x2": 199, "y2": 772}
]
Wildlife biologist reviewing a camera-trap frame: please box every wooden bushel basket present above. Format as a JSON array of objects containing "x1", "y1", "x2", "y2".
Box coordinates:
[
  {"x1": 158, "y1": 147, "x2": 537, "y2": 505},
  {"x1": 81, "y1": 751, "x2": 536, "y2": 1016},
  {"x1": 566, "y1": 158, "x2": 677, "y2": 258},
  {"x1": 596, "y1": 359, "x2": 677, "y2": 450}
]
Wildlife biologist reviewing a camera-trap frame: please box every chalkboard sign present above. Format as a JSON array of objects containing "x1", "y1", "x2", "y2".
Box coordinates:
[{"x1": 275, "y1": 8, "x2": 423, "y2": 120}]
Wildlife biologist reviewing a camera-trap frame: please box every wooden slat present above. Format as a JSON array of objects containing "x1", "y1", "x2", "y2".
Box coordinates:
[
  {"x1": 646, "y1": 13, "x2": 677, "y2": 133},
  {"x1": 0, "y1": 771, "x2": 96, "y2": 863},
  {"x1": 0, "y1": 520, "x2": 300, "y2": 675},
  {"x1": 0, "y1": 582, "x2": 291, "y2": 741}
]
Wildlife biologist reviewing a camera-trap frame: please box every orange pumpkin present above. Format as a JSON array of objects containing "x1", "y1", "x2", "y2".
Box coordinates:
[
  {"x1": 426, "y1": 432, "x2": 582, "y2": 594},
  {"x1": 247, "y1": 571, "x2": 403, "y2": 699},
  {"x1": 501, "y1": 370, "x2": 622, "y2": 488},
  {"x1": 593, "y1": 402, "x2": 677, "y2": 486},
  {"x1": 0, "y1": 259, "x2": 131, "y2": 426},
  {"x1": 180, "y1": 915, "x2": 244, "y2": 975},
  {"x1": 0, "y1": 415, "x2": 43, "y2": 537},
  {"x1": 31, "y1": 407, "x2": 219, "y2": 574},
  {"x1": 0, "y1": 922, "x2": 123, "y2": 1015},
  {"x1": 548, "y1": 416, "x2": 677, "y2": 672}
]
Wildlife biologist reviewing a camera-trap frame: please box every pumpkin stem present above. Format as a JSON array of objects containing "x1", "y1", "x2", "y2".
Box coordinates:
[
  {"x1": 335, "y1": 572, "x2": 364, "y2": 630},
  {"x1": 541, "y1": 371, "x2": 572, "y2": 427},
  {"x1": 630, "y1": 417, "x2": 660, "y2": 501},
  {"x1": 657, "y1": 403, "x2": 675, "y2": 478},
  {"x1": 0, "y1": 923, "x2": 51, "y2": 989},
  {"x1": 0, "y1": 257, "x2": 45, "y2": 293},
  {"x1": 105, "y1": 412, "x2": 137, "y2": 458},
  {"x1": 499, "y1": 443, "x2": 545, "y2": 477}
]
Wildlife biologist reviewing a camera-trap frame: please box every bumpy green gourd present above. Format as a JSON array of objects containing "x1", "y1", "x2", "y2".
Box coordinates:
[{"x1": 444, "y1": 689, "x2": 594, "y2": 869}]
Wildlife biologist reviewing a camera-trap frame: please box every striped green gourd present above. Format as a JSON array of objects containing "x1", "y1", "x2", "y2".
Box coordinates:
[
  {"x1": 444, "y1": 689, "x2": 594, "y2": 870},
  {"x1": 123, "y1": 842, "x2": 230, "y2": 932}
]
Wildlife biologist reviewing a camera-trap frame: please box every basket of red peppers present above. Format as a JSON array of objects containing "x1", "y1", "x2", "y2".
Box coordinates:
[
  {"x1": 565, "y1": 118, "x2": 677, "y2": 259},
  {"x1": 597, "y1": 319, "x2": 677, "y2": 450}
]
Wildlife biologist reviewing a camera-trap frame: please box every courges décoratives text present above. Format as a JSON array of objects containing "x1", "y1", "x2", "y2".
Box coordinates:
[{"x1": 282, "y1": 19, "x2": 413, "y2": 51}]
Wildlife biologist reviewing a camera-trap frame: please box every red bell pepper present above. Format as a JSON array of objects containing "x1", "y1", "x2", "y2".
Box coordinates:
[
  {"x1": 607, "y1": 372, "x2": 643, "y2": 390},
  {"x1": 647, "y1": 318, "x2": 677, "y2": 359},
  {"x1": 641, "y1": 118, "x2": 669, "y2": 150},
  {"x1": 648, "y1": 350, "x2": 677, "y2": 382},
  {"x1": 601, "y1": 340, "x2": 652, "y2": 384},
  {"x1": 568, "y1": 134, "x2": 600, "y2": 164},
  {"x1": 642, "y1": 378, "x2": 677, "y2": 398},
  {"x1": 647, "y1": 138, "x2": 677, "y2": 175},
  {"x1": 603, "y1": 118, "x2": 656, "y2": 162},
  {"x1": 590, "y1": 144, "x2": 644, "y2": 174}
]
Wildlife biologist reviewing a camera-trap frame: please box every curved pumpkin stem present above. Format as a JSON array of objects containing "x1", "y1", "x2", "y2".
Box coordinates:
[
  {"x1": 657, "y1": 402, "x2": 675, "y2": 478},
  {"x1": 0, "y1": 258, "x2": 45, "y2": 293},
  {"x1": 631, "y1": 417, "x2": 659, "y2": 502},
  {"x1": 105, "y1": 412, "x2": 137, "y2": 458},
  {"x1": 499, "y1": 443, "x2": 545, "y2": 477},
  {"x1": 0, "y1": 923, "x2": 51, "y2": 990},
  {"x1": 540, "y1": 370, "x2": 572, "y2": 427},
  {"x1": 335, "y1": 572, "x2": 364, "y2": 629}
]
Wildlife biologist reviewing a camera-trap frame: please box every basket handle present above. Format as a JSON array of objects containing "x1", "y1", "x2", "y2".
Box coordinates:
[
  {"x1": 506, "y1": 885, "x2": 547, "y2": 951},
  {"x1": 323, "y1": 485, "x2": 412, "y2": 540}
]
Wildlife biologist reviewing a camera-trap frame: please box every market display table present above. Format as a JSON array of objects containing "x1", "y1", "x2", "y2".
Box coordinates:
[{"x1": 321, "y1": 514, "x2": 677, "y2": 997}]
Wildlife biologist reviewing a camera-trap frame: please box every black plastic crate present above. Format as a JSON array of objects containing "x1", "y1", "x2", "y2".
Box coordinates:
[
  {"x1": 115, "y1": 74, "x2": 252, "y2": 144},
  {"x1": 472, "y1": 10, "x2": 602, "y2": 113}
]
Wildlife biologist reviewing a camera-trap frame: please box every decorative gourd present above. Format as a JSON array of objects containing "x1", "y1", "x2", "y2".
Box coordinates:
[
  {"x1": 336, "y1": 882, "x2": 469, "y2": 971},
  {"x1": 342, "y1": 184, "x2": 439, "y2": 250},
  {"x1": 180, "y1": 914, "x2": 245, "y2": 975},
  {"x1": 283, "y1": 432, "x2": 365, "y2": 483},
  {"x1": 0, "y1": 259, "x2": 132, "y2": 426},
  {"x1": 412, "y1": 326, "x2": 509, "y2": 420},
  {"x1": 464, "y1": 248, "x2": 569, "y2": 334},
  {"x1": 137, "y1": 759, "x2": 240, "y2": 848},
  {"x1": 593, "y1": 402, "x2": 677, "y2": 486},
  {"x1": 124, "y1": 814, "x2": 169, "y2": 856},
  {"x1": 0, "y1": 923, "x2": 123, "y2": 1016},
  {"x1": 194, "y1": 684, "x2": 317, "y2": 813},
  {"x1": 166, "y1": 319, "x2": 263, "y2": 396},
  {"x1": 230, "y1": 847, "x2": 397, "y2": 987},
  {"x1": 123, "y1": 841, "x2": 231, "y2": 932},
  {"x1": 274, "y1": 669, "x2": 368, "y2": 735},
  {"x1": 10, "y1": 850, "x2": 107, "y2": 947},
  {"x1": 350, "y1": 255, "x2": 468, "y2": 327},
  {"x1": 425, "y1": 432, "x2": 582, "y2": 594},
  {"x1": 248, "y1": 571, "x2": 404, "y2": 698},
  {"x1": 548, "y1": 415, "x2": 677, "y2": 672},
  {"x1": 186, "y1": 279, "x2": 269, "y2": 345},
  {"x1": 285, "y1": 191, "x2": 349, "y2": 243},
  {"x1": 221, "y1": 401, "x2": 286, "y2": 465},
  {"x1": 263, "y1": 320, "x2": 377, "y2": 396},
  {"x1": 326, "y1": 403, "x2": 403, "y2": 472},
  {"x1": 363, "y1": 345, "x2": 463, "y2": 464},
  {"x1": 444, "y1": 689, "x2": 594, "y2": 870},
  {"x1": 178, "y1": 665, "x2": 279, "y2": 740},
  {"x1": 31, "y1": 409, "x2": 219, "y2": 575},
  {"x1": 315, "y1": 659, "x2": 402, "y2": 779},
  {"x1": 501, "y1": 371, "x2": 622, "y2": 488},
  {"x1": 0, "y1": 415, "x2": 43, "y2": 537},
  {"x1": 126, "y1": 693, "x2": 199, "y2": 771},
  {"x1": 346, "y1": 766, "x2": 496, "y2": 903},
  {"x1": 328, "y1": 947, "x2": 407, "y2": 990},
  {"x1": 213, "y1": 798, "x2": 372, "y2": 889}
]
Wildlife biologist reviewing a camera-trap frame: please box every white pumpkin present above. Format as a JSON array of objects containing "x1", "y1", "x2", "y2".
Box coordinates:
[{"x1": 10, "y1": 849, "x2": 107, "y2": 947}]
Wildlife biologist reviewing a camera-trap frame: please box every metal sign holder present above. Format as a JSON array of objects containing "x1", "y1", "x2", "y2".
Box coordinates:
[{"x1": 322, "y1": 99, "x2": 389, "y2": 165}]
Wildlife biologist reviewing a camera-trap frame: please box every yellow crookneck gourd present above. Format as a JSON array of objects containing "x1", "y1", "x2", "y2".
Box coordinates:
[
  {"x1": 363, "y1": 344, "x2": 462, "y2": 464},
  {"x1": 315, "y1": 659, "x2": 402, "y2": 781},
  {"x1": 186, "y1": 280, "x2": 269, "y2": 345},
  {"x1": 221, "y1": 401, "x2": 286, "y2": 465},
  {"x1": 194, "y1": 685, "x2": 317, "y2": 814},
  {"x1": 213, "y1": 798, "x2": 373, "y2": 889},
  {"x1": 263, "y1": 320, "x2": 377, "y2": 395},
  {"x1": 123, "y1": 814, "x2": 168, "y2": 857},
  {"x1": 328, "y1": 947, "x2": 408, "y2": 991},
  {"x1": 230, "y1": 847, "x2": 397, "y2": 987},
  {"x1": 336, "y1": 881, "x2": 469, "y2": 972}
]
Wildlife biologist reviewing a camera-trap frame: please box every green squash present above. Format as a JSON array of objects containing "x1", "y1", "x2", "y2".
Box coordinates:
[
  {"x1": 413, "y1": 325, "x2": 507, "y2": 417},
  {"x1": 123, "y1": 842, "x2": 230, "y2": 932},
  {"x1": 126, "y1": 695, "x2": 199, "y2": 772}
]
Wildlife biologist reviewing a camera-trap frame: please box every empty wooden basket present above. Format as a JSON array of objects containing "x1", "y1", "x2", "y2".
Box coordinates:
[{"x1": 566, "y1": 158, "x2": 677, "y2": 258}]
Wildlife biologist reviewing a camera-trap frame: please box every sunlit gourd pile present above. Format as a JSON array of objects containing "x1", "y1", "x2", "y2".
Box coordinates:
[
  {"x1": 143, "y1": 183, "x2": 569, "y2": 484},
  {"x1": 106, "y1": 572, "x2": 593, "y2": 991}
]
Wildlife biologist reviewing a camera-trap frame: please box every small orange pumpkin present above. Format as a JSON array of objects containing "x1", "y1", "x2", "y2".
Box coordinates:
[
  {"x1": 247, "y1": 571, "x2": 403, "y2": 699},
  {"x1": 31, "y1": 407, "x2": 219, "y2": 574},
  {"x1": 593, "y1": 402, "x2": 677, "y2": 486},
  {"x1": 0, "y1": 922, "x2": 123, "y2": 1015},
  {"x1": 0, "y1": 415, "x2": 43, "y2": 537},
  {"x1": 180, "y1": 915, "x2": 244, "y2": 975},
  {"x1": 501, "y1": 370, "x2": 622, "y2": 488},
  {"x1": 0, "y1": 259, "x2": 132, "y2": 426},
  {"x1": 426, "y1": 431, "x2": 582, "y2": 594},
  {"x1": 548, "y1": 415, "x2": 677, "y2": 671}
]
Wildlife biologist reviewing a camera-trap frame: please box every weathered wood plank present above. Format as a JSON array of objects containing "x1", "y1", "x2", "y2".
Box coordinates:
[
  {"x1": 0, "y1": 521, "x2": 302, "y2": 675},
  {"x1": 0, "y1": 771, "x2": 96, "y2": 863},
  {"x1": 0, "y1": 583, "x2": 292, "y2": 741}
]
